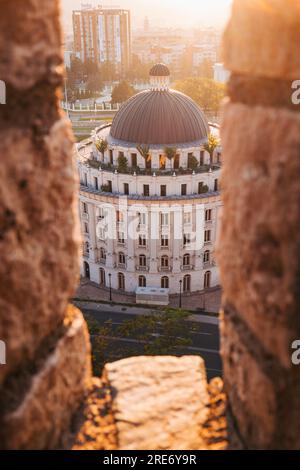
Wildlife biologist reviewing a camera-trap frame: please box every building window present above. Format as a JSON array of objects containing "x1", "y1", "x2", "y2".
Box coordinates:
[
  {"x1": 131, "y1": 153, "x2": 137, "y2": 167},
  {"x1": 139, "y1": 254, "x2": 146, "y2": 267},
  {"x1": 181, "y1": 184, "x2": 187, "y2": 196},
  {"x1": 124, "y1": 183, "x2": 129, "y2": 195},
  {"x1": 118, "y1": 232, "x2": 125, "y2": 244},
  {"x1": 118, "y1": 272, "x2": 125, "y2": 290},
  {"x1": 119, "y1": 252, "x2": 126, "y2": 265},
  {"x1": 200, "y1": 150, "x2": 205, "y2": 166},
  {"x1": 183, "y1": 274, "x2": 191, "y2": 292},
  {"x1": 107, "y1": 180, "x2": 112, "y2": 192},
  {"x1": 100, "y1": 247, "x2": 106, "y2": 261},
  {"x1": 82, "y1": 202, "x2": 88, "y2": 213},
  {"x1": 94, "y1": 176, "x2": 99, "y2": 190},
  {"x1": 98, "y1": 207, "x2": 105, "y2": 220},
  {"x1": 204, "y1": 271, "x2": 211, "y2": 289},
  {"x1": 139, "y1": 275, "x2": 146, "y2": 287},
  {"x1": 143, "y1": 184, "x2": 150, "y2": 196},
  {"x1": 174, "y1": 154, "x2": 180, "y2": 169},
  {"x1": 204, "y1": 230, "x2": 211, "y2": 243},
  {"x1": 83, "y1": 173, "x2": 88, "y2": 186},
  {"x1": 184, "y1": 233, "x2": 191, "y2": 246},
  {"x1": 161, "y1": 255, "x2": 169, "y2": 268},
  {"x1": 138, "y1": 234, "x2": 147, "y2": 247},
  {"x1": 161, "y1": 234, "x2": 169, "y2": 247},
  {"x1": 205, "y1": 209, "x2": 212, "y2": 221},
  {"x1": 159, "y1": 155, "x2": 166, "y2": 170},
  {"x1": 214, "y1": 179, "x2": 219, "y2": 191},
  {"x1": 84, "y1": 223, "x2": 89, "y2": 234},
  {"x1": 203, "y1": 250, "x2": 210, "y2": 263},
  {"x1": 99, "y1": 268, "x2": 106, "y2": 286},
  {"x1": 160, "y1": 213, "x2": 169, "y2": 226},
  {"x1": 138, "y1": 212, "x2": 146, "y2": 226},
  {"x1": 198, "y1": 182, "x2": 204, "y2": 194},
  {"x1": 109, "y1": 149, "x2": 113, "y2": 164},
  {"x1": 183, "y1": 211, "x2": 192, "y2": 225},
  {"x1": 161, "y1": 276, "x2": 169, "y2": 289},
  {"x1": 183, "y1": 253, "x2": 190, "y2": 266},
  {"x1": 160, "y1": 185, "x2": 167, "y2": 197}
]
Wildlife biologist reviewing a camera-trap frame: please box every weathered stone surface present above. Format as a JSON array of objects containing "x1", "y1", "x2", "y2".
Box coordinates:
[
  {"x1": 0, "y1": 306, "x2": 91, "y2": 450},
  {"x1": 0, "y1": 119, "x2": 81, "y2": 386},
  {"x1": 0, "y1": 0, "x2": 63, "y2": 90},
  {"x1": 104, "y1": 356, "x2": 210, "y2": 450},
  {"x1": 219, "y1": 101, "x2": 300, "y2": 368},
  {"x1": 70, "y1": 377, "x2": 118, "y2": 451},
  {"x1": 221, "y1": 310, "x2": 277, "y2": 449},
  {"x1": 223, "y1": 0, "x2": 300, "y2": 80}
]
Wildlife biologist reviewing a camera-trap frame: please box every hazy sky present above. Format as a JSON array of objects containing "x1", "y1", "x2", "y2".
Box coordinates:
[{"x1": 62, "y1": 0, "x2": 233, "y2": 30}]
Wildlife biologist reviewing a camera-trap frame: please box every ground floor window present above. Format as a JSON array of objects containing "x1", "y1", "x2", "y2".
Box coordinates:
[
  {"x1": 139, "y1": 275, "x2": 146, "y2": 287},
  {"x1": 118, "y1": 272, "x2": 125, "y2": 290},
  {"x1": 84, "y1": 261, "x2": 90, "y2": 279},
  {"x1": 183, "y1": 274, "x2": 191, "y2": 292},
  {"x1": 204, "y1": 271, "x2": 211, "y2": 289},
  {"x1": 99, "y1": 268, "x2": 106, "y2": 286},
  {"x1": 161, "y1": 276, "x2": 169, "y2": 289}
]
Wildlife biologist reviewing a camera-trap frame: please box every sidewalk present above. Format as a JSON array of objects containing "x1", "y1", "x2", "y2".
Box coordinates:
[{"x1": 75, "y1": 279, "x2": 222, "y2": 314}]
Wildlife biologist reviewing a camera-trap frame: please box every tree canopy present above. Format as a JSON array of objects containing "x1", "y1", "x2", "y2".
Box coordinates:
[
  {"x1": 111, "y1": 80, "x2": 136, "y2": 104},
  {"x1": 175, "y1": 77, "x2": 225, "y2": 115}
]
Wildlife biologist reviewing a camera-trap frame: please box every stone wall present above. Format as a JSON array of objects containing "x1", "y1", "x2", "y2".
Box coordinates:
[
  {"x1": 219, "y1": 0, "x2": 300, "y2": 450},
  {"x1": 0, "y1": 0, "x2": 299, "y2": 451}
]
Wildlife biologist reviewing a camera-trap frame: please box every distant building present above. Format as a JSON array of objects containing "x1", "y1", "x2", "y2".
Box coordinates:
[
  {"x1": 72, "y1": 7, "x2": 131, "y2": 75},
  {"x1": 213, "y1": 63, "x2": 230, "y2": 84},
  {"x1": 64, "y1": 50, "x2": 73, "y2": 69},
  {"x1": 144, "y1": 16, "x2": 150, "y2": 32},
  {"x1": 192, "y1": 44, "x2": 217, "y2": 67}
]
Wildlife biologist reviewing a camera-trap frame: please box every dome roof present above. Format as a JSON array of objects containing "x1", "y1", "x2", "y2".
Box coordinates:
[
  {"x1": 149, "y1": 63, "x2": 170, "y2": 76},
  {"x1": 110, "y1": 89, "x2": 209, "y2": 146}
]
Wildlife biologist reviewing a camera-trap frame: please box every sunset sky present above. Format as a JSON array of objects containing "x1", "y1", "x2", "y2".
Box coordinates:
[{"x1": 62, "y1": 0, "x2": 233, "y2": 30}]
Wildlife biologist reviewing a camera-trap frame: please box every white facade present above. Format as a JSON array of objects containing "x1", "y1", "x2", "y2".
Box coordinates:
[{"x1": 76, "y1": 125, "x2": 222, "y2": 296}]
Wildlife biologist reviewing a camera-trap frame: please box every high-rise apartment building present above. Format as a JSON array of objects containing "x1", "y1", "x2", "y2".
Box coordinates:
[{"x1": 72, "y1": 7, "x2": 131, "y2": 75}]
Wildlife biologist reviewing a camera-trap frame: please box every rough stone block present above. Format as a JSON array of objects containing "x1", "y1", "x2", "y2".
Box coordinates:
[
  {"x1": 0, "y1": 306, "x2": 91, "y2": 450},
  {"x1": 0, "y1": 119, "x2": 80, "y2": 386},
  {"x1": 219, "y1": 101, "x2": 300, "y2": 367},
  {"x1": 104, "y1": 356, "x2": 210, "y2": 450},
  {"x1": 223, "y1": 0, "x2": 300, "y2": 80}
]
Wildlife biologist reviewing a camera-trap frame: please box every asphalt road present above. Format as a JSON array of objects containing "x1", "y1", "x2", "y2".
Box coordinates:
[{"x1": 81, "y1": 306, "x2": 222, "y2": 380}]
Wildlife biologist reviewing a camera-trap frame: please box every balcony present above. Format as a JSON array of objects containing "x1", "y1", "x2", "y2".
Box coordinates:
[
  {"x1": 159, "y1": 266, "x2": 172, "y2": 272},
  {"x1": 181, "y1": 265, "x2": 194, "y2": 271},
  {"x1": 117, "y1": 263, "x2": 126, "y2": 270},
  {"x1": 98, "y1": 258, "x2": 106, "y2": 265},
  {"x1": 136, "y1": 265, "x2": 149, "y2": 272}
]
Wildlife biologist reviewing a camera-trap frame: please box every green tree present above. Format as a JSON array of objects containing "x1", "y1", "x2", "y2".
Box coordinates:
[
  {"x1": 137, "y1": 144, "x2": 150, "y2": 168},
  {"x1": 117, "y1": 154, "x2": 128, "y2": 173},
  {"x1": 204, "y1": 133, "x2": 220, "y2": 166},
  {"x1": 187, "y1": 154, "x2": 199, "y2": 170},
  {"x1": 95, "y1": 138, "x2": 108, "y2": 161},
  {"x1": 111, "y1": 80, "x2": 136, "y2": 104},
  {"x1": 175, "y1": 77, "x2": 225, "y2": 115},
  {"x1": 164, "y1": 147, "x2": 177, "y2": 169},
  {"x1": 85, "y1": 309, "x2": 201, "y2": 375}
]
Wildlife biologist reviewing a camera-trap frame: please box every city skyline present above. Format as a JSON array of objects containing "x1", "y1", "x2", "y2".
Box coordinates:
[{"x1": 62, "y1": 0, "x2": 232, "y2": 31}]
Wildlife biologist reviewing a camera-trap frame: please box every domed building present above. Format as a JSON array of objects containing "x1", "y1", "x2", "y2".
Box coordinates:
[{"x1": 76, "y1": 65, "x2": 222, "y2": 300}]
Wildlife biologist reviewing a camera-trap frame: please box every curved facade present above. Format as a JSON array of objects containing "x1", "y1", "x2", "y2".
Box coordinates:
[{"x1": 77, "y1": 65, "x2": 222, "y2": 296}]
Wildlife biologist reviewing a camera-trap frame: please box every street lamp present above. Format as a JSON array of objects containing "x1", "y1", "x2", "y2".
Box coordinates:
[
  {"x1": 108, "y1": 273, "x2": 112, "y2": 302},
  {"x1": 179, "y1": 280, "x2": 182, "y2": 309}
]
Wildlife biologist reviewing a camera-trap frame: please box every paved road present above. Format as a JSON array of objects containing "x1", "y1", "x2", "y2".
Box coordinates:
[{"x1": 80, "y1": 305, "x2": 222, "y2": 381}]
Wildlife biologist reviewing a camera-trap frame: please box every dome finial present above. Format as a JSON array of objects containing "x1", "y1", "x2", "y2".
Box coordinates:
[{"x1": 149, "y1": 63, "x2": 170, "y2": 91}]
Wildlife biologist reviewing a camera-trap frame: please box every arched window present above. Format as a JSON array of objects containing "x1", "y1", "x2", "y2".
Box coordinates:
[
  {"x1": 100, "y1": 247, "x2": 106, "y2": 261},
  {"x1": 84, "y1": 261, "x2": 90, "y2": 279},
  {"x1": 84, "y1": 241, "x2": 89, "y2": 256},
  {"x1": 139, "y1": 275, "x2": 146, "y2": 287},
  {"x1": 183, "y1": 274, "x2": 191, "y2": 292},
  {"x1": 204, "y1": 271, "x2": 211, "y2": 289},
  {"x1": 118, "y1": 272, "x2": 125, "y2": 290},
  {"x1": 161, "y1": 255, "x2": 169, "y2": 268},
  {"x1": 161, "y1": 276, "x2": 169, "y2": 289},
  {"x1": 203, "y1": 250, "x2": 210, "y2": 263},
  {"x1": 119, "y1": 252, "x2": 125, "y2": 265},
  {"x1": 183, "y1": 253, "x2": 190, "y2": 266},
  {"x1": 99, "y1": 268, "x2": 106, "y2": 286},
  {"x1": 139, "y1": 254, "x2": 146, "y2": 267}
]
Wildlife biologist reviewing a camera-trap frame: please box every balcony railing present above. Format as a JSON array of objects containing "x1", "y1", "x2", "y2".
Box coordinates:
[
  {"x1": 181, "y1": 265, "x2": 194, "y2": 271},
  {"x1": 159, "y1": 266, "x2": 172, "y2": 272},
  {"x1": 136, "y1": 265, "x2": 149, "y2": 272}
]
